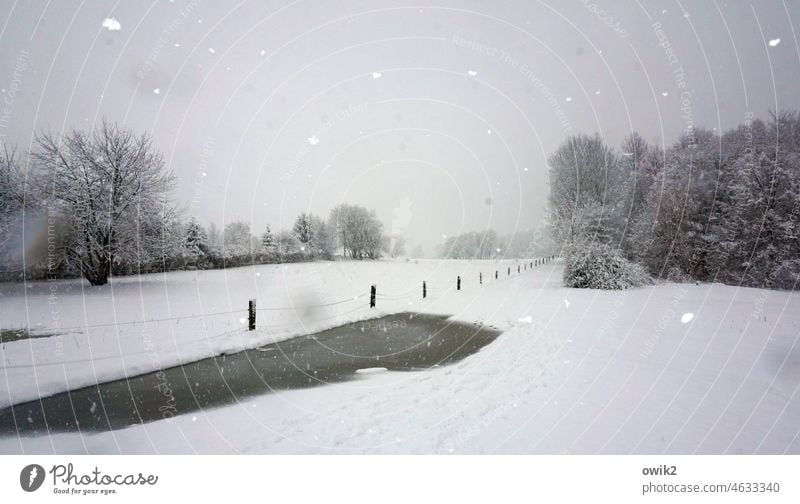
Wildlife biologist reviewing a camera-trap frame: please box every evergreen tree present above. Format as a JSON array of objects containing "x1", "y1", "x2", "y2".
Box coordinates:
[
  {"x1": 185, "y1": 218, "x2": 208, "y2": 257},
  {"x1": 293, "y1": 213, "x2": 312, "y2": 250},
  {"x1": 261, "y1": 225, "x2": 275, "y2": 252}
]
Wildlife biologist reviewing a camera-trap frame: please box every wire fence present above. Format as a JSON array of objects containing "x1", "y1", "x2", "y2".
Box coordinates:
[{"x1": 1, "y1": 257, "x2": 558, "y2": 370}]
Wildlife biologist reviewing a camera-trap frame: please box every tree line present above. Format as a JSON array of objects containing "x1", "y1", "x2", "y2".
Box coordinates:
[
  {"x1": 439, "y1": 228, "x2": 555, "y2": 259},
  {"x1": 0, "y1": 122, "x2": 404, "y2": 286},
  {"x1": 549, "y1": 110, "x2": 800, "y2": 290}
]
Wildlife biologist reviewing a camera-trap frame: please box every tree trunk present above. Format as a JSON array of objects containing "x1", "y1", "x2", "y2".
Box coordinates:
[{"x1": 84, "y1": 256, "x2": 111, "y2": 285}]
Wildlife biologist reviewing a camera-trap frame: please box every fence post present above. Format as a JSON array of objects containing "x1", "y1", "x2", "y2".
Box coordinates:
[
  {"x1": 423, "y1": 281, "x2": 427, "y2": 299},
  {"x1": 248, "y1": 299, "x2": 256, "y2": 331},
  {"x1": 457, "y1": 276, "x2": 461, "y2": 291},
  {"x1": 495, "y1": 270, "x2": 498, "y2": 279},
  {"x1": 480, "y1": 272, "x2": 483, "y2": 284},
  {"x1": 370, "y1": 285, "x2": 376, "y2": 308},
  {"x1": 517, "y1": 265, "x2": 520, "y2": 274},
  {"x1": 507, "y1": 267, "x2": 510, "y2": 276}
]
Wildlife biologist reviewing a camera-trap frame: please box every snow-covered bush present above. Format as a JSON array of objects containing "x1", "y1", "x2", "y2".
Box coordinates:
[
  {"x1": 563, "y1": 243, "x2": 652, "y2": 290},
  {"x1": 665, "y1": 266, "x2": 693, "y2": 283}
]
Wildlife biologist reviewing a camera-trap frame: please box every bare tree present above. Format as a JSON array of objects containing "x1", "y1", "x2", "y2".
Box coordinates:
[
  {"x1": 33, "y1": 121, "x2": 175, "y2": 285},
  {"x1": 548, "y1": 134, "x2": 625, "y2": 247},
  {"x1": 329, "y1": 203, "x2": 385, "y2": 259}
]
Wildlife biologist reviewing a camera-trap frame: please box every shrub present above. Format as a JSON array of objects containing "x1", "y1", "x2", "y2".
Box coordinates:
[
  {"x1": 665, "y1": 266, "x2": 693, "y2": 283},
  {"x1": 563, "y1": 243, "x2": 652, "y2": 290}
]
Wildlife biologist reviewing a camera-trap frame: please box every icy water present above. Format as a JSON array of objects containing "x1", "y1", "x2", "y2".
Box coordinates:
[{"x1": 0, "y1": 313, "x2": 500, "y2": 434}]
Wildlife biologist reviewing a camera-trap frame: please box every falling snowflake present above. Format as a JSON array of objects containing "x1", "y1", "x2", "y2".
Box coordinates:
[
  {"x1": 661, "y1": 91, "x2": 669, "y2": 96},
  {"x1": 487, "y1": 129, "x2": 492, "y2": 135},
  {"x1": 208, "y1": 47, "x2": 216, "y2": 54},
  {"x1": 681, "y1": 313, "x2": 694, "y2": 323},
  {"x1": 372, "y1": 72, "x2": 382, "y2": 79},
  {"x1": 564, "y1": 299, "x2": 570, "y2": 308},
  {"x1": 239, "y1": 317, "x2": 247, "y2": 324},
  {"x1": 523, "y1": 167, "x2": 529, "y2": 172},
  {"x1": 565, "y1": 96, "x2": 572, "y2": 102},
  {"x1": 174, "y1": 43, "x2": 181, "y2": 48},
  {"x1": 518, "y1": 316, "x2": 533, "y2": 324},
  {"x1": 153, "y1": 88, "x2": 160, "y2": 95},
  {"x1": 769, "y1": 38, "x2": 781, "y2": 47},
  {"x1": 260, "y1": 49, "x2": 266, "y2": 56},
  {"x1": 101, "y1": 17, "x2": 121, "y2": 31},
  {"x1": 307, "y1": 135, "x2": 320, "y2": 145},
  {"x1": 594, "y1": 90, "x2": 601, "y2": 95},
  {"x1": 467, "y1": 70, "x2": 478, "y2": 76}
]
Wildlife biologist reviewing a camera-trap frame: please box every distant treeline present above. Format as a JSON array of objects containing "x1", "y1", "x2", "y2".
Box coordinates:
[
  {"x1": 438, "y1": 228, "x2": 555, "y2": 259},
  {"x1": 0, "y1": 122, "x2": 407, "y2": 286},
  {"x1": 550, "y1": 110, "x2": 800, "y2": 290}
]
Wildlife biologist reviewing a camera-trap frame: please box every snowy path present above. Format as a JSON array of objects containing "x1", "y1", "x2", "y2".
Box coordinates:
[{"x1": 2, "y1": 260, "x2": 800, "y2": 454}]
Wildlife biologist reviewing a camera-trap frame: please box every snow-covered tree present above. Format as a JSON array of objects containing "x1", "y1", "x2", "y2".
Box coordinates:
[
  {"x1": 261, "y1": 224, "x2": 275, "y2": 253},
  {"x1": 293, "y1": 213, "x2": 312, "y2": 250},
  {"x1": 32, "y1": 121, "x2": 175, "y2": 285},
  {"x1": 206, "y1": 222, "x2": 222, "y2": 258},
  {"x1": 308, "y1": 215, "x2": 334, "y2": 259},
  {"x1": 0, "y1": 143, "x2": 42, "y2": 277},
  {"x1": 274, "y1": 229, "x2": 301, "y2": 256},
  {"x1": 329, "y1": 203, "x2": 385, "y2": 259},
  {"x1": 185, "y1": 218, "x2": 208, "y2": 258},
  {"x1": 222, "y1": 221, "x2": 253, "y2": 258},
  {"x1": 442, "y1": 230, "x2": 498, "y2": 259},
  {"x1": 548, "y1": 134, "x2": 626, "y2": 247}
]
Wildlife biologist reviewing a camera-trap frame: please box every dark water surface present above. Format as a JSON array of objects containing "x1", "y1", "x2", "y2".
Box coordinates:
[{"x1": 0, "y1": 312, "x2": 501, "y2": 434}]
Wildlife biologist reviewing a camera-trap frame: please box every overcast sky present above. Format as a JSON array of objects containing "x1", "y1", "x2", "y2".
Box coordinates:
[{"x1": 1, "y1": 0, "x2": 799, "y2": 252}]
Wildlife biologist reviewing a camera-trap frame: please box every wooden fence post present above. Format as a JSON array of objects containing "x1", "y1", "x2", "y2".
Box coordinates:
[
  {"x1": 423, "y1": 281, "x2": 427, "y2": 299},
  {"x1": 507, "y1": 267, "x2": 510, "y2": 276},
  {"x1": 457, "y1": 276, "x2": 461, "y2": 291},
  {"x1": 517, "y1": 265, "x2": 520, "y2": 274},
  {"x1": 495, "y1": 270, "x2": 498, "y2": 279},
  {"x1": 480, "y1": 272, "x2": 483, "y2": 284},
  {"x1": 248, "y1": 299, "x2": 256, "y2": 331},
  {"x1": 370, "y1": 285, "x2": 376, "y2": 308}
]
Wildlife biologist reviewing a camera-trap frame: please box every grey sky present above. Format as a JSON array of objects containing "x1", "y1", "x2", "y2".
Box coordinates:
[{"x1": 1, "y1": 0, "x2": 798, "y2": 252}]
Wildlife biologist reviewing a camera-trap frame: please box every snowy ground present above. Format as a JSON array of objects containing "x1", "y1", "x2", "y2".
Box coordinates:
[{"x1": 2, "y1": 259, "x2": 799, "y2": 454}]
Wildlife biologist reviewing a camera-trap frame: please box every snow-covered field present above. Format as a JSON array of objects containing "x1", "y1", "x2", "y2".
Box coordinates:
[{"x1": 2, "y1": 259, "x2": 799, "y2": 454}]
